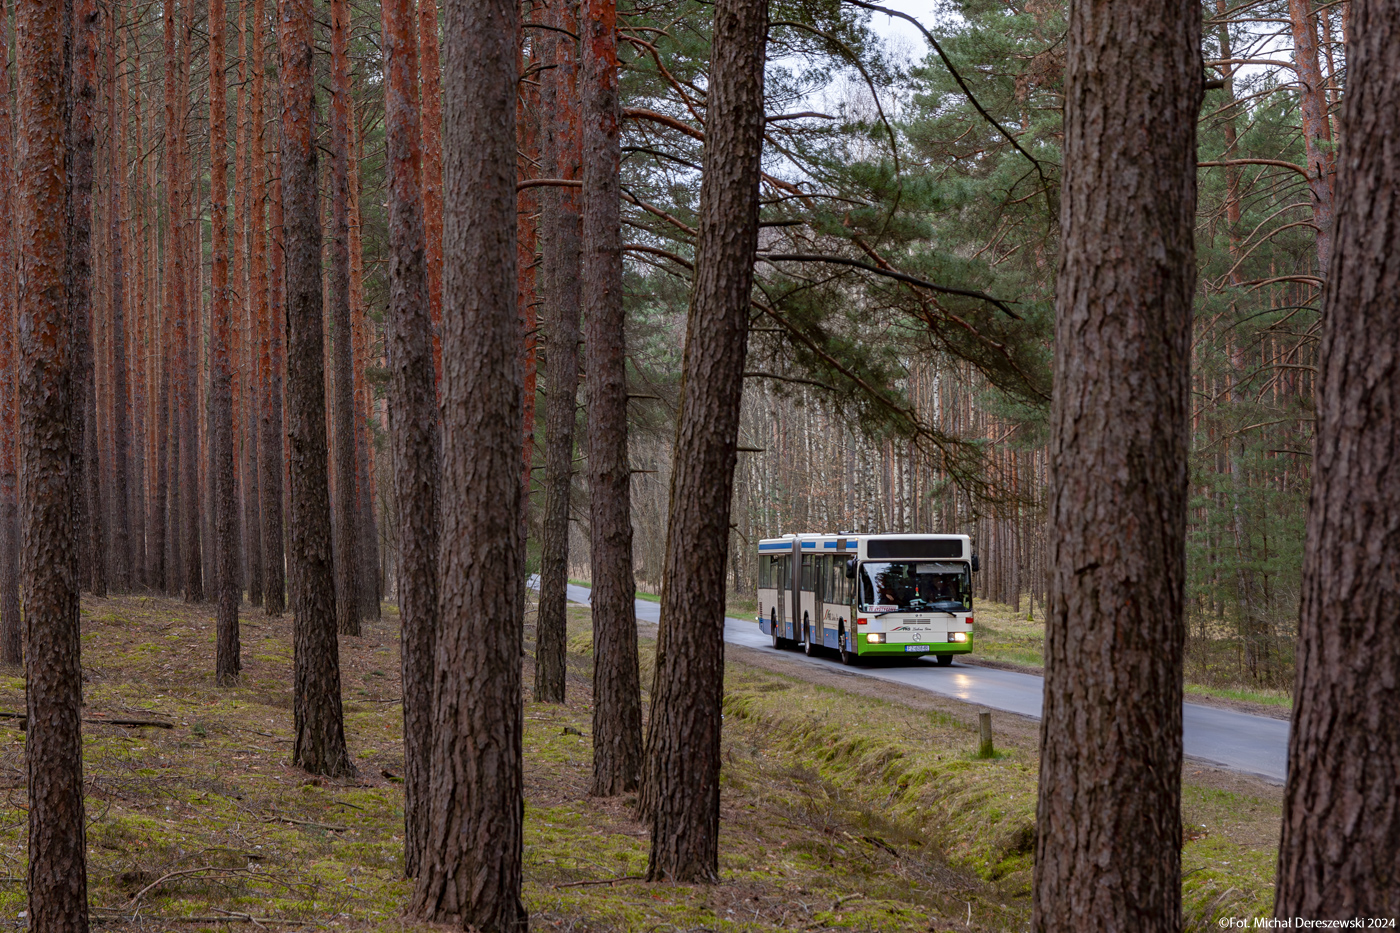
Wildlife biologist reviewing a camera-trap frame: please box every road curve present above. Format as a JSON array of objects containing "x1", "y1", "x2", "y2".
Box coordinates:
[{"x1": 555, "y1": 581, "x2": 1290, "y2": 784}]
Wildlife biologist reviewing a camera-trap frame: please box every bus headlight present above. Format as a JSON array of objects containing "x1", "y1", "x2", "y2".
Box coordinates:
[
  {"x1": 950, "y1": 632, "x2": 967, "y2": 643},
  {"x1": 867, "y1": 633, "x2": 883, "y2": 644}
]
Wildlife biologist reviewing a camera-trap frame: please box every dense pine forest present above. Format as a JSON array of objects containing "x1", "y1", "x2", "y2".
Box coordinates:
[{"x1": 1, "y1": 0, "x2": 1398, "y2": 928}]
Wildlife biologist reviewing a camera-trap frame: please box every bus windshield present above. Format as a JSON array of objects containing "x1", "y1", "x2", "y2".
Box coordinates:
[{"x1": 859, "y1": 561, "x2": 971, "y2": 613}]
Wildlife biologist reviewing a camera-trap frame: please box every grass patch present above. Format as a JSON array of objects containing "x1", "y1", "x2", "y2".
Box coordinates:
[
  {"x1": 1184, "y1": 682, "x2": 1293, "y2": 709},
  {"x1": 971, "y1": 600, "x2": 1294, "y2": 711}
]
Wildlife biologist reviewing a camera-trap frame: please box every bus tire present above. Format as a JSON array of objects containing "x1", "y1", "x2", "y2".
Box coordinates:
[
  {"x1": 838, "y1": 628, "x2": 856, "y2": 666},
  {"x1": 770, "y1": 610, "x2": 783, "y2": 649},
  {"x1": 803, "y1": 616, "x2": 817, "y2": 657},
  {"x1": 935, "y1": 653, "x2": 954, "y2": 667}
]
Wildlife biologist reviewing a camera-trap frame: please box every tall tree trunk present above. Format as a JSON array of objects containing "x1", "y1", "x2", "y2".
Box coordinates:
[
  {"x1": 210, "y1": 0, "x2": 241, "y2": 685},
  {"x1": 419, "y1": 0, "x2": 444, "y2": 386},
  {"x1": 329, "y1": 0, "x2": 360, "y2": 637},
  {"x1": 643, "y1": 0, "x2": 766, "y2": 882},
  {"x1": 408, "y1": 0, "x2": 525, "y2": 921},
  {"x1": 516, "y1": 64, "x2": 538, "y2": 637},
  {"x1": 347, "y1": 115, "x2": 379, "y2": 621},
  {"x1": 534, "y1": 0, "x2": 583, "y2": 705},
  {"x1": 381, "y1": 0, "x2": 439, "y2": 877},
  {"x1": 1032, "y1": 1, "x2": 1201, "y2": 930},
  {"x1": 1275, "y1": 0, "x2": 1400, "y2": 917},
  {"x1": 67, "y1": 0, "x2": 101, "y2": 598},
  {"x1": 1287, "y1": 0, "x2": 1336, "y2": 272},
  {"x1": 178, "y1": 0, "x2": 202, "y2": 604},
  {"x1": 106, "y1": 0, "x2": 131, "y2": 592},
  {"x1": 236, "y1": 0, "x2": 263, "y2": 610},
  {"x1": 0, "y1": 0, "x2": 22, "y2": 666},
  {"x1": 20, "y1": 0, "x2": 91, "y2": 925},
  {"x1": 583, "y1": 0, "x2": 642, "y2": 799},
  {"x1": 279, "y1": 0, "x2": 352, "y2": 778},
  {"x1": 257, "y1": 0, "x2": 285, "y2": 616},
  {"x1": 162, "y1": 0, "x2": 183, "y2": 597},
  {"x1": 152, "y1": 348, "x2": 170, "y2": 592}
]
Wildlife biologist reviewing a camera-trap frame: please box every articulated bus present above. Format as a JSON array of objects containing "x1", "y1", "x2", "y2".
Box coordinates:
[{"x1": 756, "y1": 533, "x2": 978, "y2": 665}]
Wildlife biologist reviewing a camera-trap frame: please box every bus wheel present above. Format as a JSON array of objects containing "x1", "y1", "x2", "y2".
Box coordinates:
[
  {"x1": 803, "y1": 617, "x2": 818, "y2": 657},
  {"x1": 770, "y1": 610, "x2": 782, "y2": 649},
  {"x1": 839, "y1": 630, "x2": 855, "y2": 666},
  {"x1": 935, "y1": 654, "x2": 953, "y2": 667}
]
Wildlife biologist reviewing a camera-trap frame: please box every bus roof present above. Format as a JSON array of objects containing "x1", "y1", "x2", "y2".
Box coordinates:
[{"x1": 757, "y1": 533, "x2": 971, "y2": 558}]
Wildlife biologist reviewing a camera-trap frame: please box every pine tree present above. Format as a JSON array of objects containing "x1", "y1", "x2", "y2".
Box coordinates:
[
  {"x1": 280, "y1": 0, "x2": 352, "y2": 778},
  {"x1": 329, "y1": 0, "x2": 360, "y2": 637},
  {"x1": 21, "y1": 0, "x2": 91, "y2": 923},
  {"x1": 583, "y1": 0, "x2": 643, "y2": 799},
  {"x1": 1032, "y1": 1, "x2": 1202, "y2": 929},
  {"x1": 380, "y1": 0, "x2": 438, "y2": 876},
  {"x1": 534, "y1": 0, "x2": 584, "y2": 705},
  {"x1": 0, "y1": 0, "x2": 21, "y2": 666},
  {"x1": 409, "y1": 0, "x2": 526, "y2": 920},
  {"x1": 1275, "y1": 0, "x2": 1400, "y2": 917},
  {"x1": 210, "y1": 0, "x2": 241, "y2": 684},
  {"x1": 643, "y1": 0, "x2": 767, "y2": 881}
]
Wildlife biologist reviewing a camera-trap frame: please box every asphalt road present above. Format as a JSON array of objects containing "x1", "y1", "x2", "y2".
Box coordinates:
[{"x1": 556, "y1": 581, "x2": 1291, "y2": 784}]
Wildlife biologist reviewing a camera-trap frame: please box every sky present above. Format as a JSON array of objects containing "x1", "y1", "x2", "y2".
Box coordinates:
[{"x1": 858, "y1": 0, "x2": 948, "y2": 68}]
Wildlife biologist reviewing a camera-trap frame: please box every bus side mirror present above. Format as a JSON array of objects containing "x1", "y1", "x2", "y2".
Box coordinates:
[
  {"x1": 971, "y1": 554, "x2": 980, "y2": 573},
  {"x1": 845, "y1": 557, "x2": 856, "y2": 579}
]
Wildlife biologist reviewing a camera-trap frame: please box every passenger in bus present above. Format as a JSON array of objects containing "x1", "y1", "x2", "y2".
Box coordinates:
[{"x1": 879, "y1": 580, "x2": 899, "y2": 604}]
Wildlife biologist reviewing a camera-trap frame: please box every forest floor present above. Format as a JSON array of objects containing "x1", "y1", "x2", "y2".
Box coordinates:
[{"x1": 0, "y1": 593, "x2": 1280, "y2": 931}]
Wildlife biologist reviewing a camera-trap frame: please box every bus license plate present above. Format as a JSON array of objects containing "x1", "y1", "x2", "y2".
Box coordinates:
[{"x1": 904, "y1": 645, "x2": 930, "y2": 653}]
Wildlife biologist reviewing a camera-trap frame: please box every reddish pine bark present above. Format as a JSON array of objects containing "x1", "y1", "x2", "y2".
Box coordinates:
[
  {"x1": 583, "y1": 0, "x2": 643, "y2": 798},
  {"x1": 237, "y1": 0, "x2": 263, "y2": 610},
  {"x1": 162, "y1": 0, "x2": 184, "y2": 597},
  {"x1": 210, "y1": 0, "x2": 241, "y2": 684},
  {"x1": 382, "y1": 0, "x2": 439, "y2": 878},
  {"x1": 178, "y1": 0, "x2": 202, "y2": 604},
  {"x1": 280, "y1": 0, "x2": 352, "y2": 777},
  {"x1": 408, "y1": 0, "x2": 525, "y2": 920},
  {"x1": 643, "y1": 0, "x2": 766, "y2": 882},
  {"x1": 0, "y1": 0, "x2": 22, "y2": 665},
  {"x1": 123, "y1": 17, "x2": 149, "y2": 590},
  {"x1": 106, "y1": 0, "x2": 132, "y2": 592},
  {"x1": 256, "y1": 0, "x2": 286, "y2": 616},
  {"x1": 1288, "y1": 0, "x2": 1336, "y2": 271},
  {"x1": 1274, "y1": 0, "x2": 1400, "y2": 917},
  {"x1": 20, "y1": 0, "x2": 91, "y2": 925},
  {"x1": 347, "y1": 116, "x2": 380, "y2": 620},
  {"x1": 1032, "y1": 1, "x2": 1201, "y2": 930},
  {"x1": 419, "y1": 0, "x2": 444, "y2": 386},
  {"x1": 534, "y1": 0, "x2": 583, "y2": 704},
  {"x1": 329, "y1": 0, "x2": 361, "y2": 637}
]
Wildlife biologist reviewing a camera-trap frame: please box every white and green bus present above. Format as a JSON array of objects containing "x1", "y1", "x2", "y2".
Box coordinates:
[{"x1": 756, "y1": 533, "x2": 978, "y2": 665}]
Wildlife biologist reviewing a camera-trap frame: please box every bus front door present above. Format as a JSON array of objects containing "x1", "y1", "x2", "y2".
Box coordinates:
[{"x1": 776, "y1": 556, "x2": 787, "y2": 637}]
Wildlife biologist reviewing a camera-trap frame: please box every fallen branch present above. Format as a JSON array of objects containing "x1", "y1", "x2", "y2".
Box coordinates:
[
  {"x1": 262, "y1": 814, "x2": 349, "y2": 832},
  {"x1": 127, "y1": 865, "x2": 254, "y2": 907},
  {"x1": 554, "y1": 874, "x2": 646, "y2": 888},
  {"x1": 88, "y1": 717, "x2": 174, "y2": 729},
  {"x1": 0, "y1": 711, "x2": 174, "y2": 730}
]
